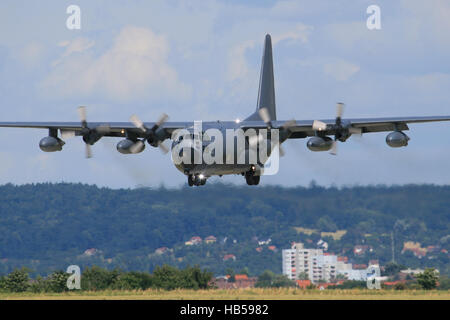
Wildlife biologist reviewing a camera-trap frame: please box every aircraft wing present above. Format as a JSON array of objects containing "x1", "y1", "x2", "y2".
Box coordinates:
[
  {"x1": 0, "y1": 121, "x2": 191, "y2": 138},
  {"x1": 267, "y1": 115, "x2": 450, "y2": 138}
]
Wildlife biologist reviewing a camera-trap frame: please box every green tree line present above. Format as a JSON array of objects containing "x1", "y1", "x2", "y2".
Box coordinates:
[{"x1": 0, "y1": 265, "x2": 213, "y2": 293}]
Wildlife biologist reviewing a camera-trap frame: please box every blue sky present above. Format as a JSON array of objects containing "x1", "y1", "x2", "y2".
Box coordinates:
[{"x1": 0, "y1": 0, "x2": 449, "y2": 188}]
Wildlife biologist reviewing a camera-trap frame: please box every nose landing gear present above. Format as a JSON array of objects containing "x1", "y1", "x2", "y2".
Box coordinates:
[{"x1": 188, "y1": 174, "x2": 207, "y2": 187}]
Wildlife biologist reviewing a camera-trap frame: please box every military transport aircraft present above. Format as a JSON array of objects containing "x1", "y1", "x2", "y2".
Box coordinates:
[{"x1": 1, "y1": 34, "x2": 450, "y2": 186}]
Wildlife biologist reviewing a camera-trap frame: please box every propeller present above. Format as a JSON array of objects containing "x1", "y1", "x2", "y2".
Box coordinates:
[
  {"x1": 312, "y1": 103, "x2": 363, "y2": 155},
  {"x1": 77, "y1": 106, "x2": 110, "y2": 158},
  {"x1": 129, "y1": 113, "x2": 170, "y2": 154},
  {"x1": 256, "y1": 108, "x2": 296, "y2": 157}
]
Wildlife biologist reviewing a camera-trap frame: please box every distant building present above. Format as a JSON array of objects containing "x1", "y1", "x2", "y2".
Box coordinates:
[
  {"x1": 83, "y1": 248, "x2": 99, "y2": 256},
  {"x1": 339, "y1": 269, "x2": 368, "y2": 281},
  {"x1": 223, "y1": 254, "x2": 236, "y2": 262},
  {"x1": 400, "y1": 268, "x2": 426, "y2": 276},
  {"x1": 258, "y1": 238, "x2": 272, "y2": 246},
  {"x1": 353, "y1": 245, "x2": 369, "y2": 256},
  {"x1": 191, "y1": 236, "x2": 202, "y2": 244},
  {"x1": 155, "y1": 247, "x2": 169, "y2": 255},
  {"x1": 317, "y1": 239, "x2": 328, "y2": 251},
  {"x1": 296, "y1": 280, "x2": 312, "y2": 289},
  {"x1": 212, "y1": 274, "x2": 257, "y2": 289},
  {"x1": 185, "y1": 236, "x2": 202, "y2": 246},
  {"x1": 282, "y1": 243, "x2": 329, "y2": 283},
  {"x1": 282, "y1": 242, "x2": 373, "y2": 283},
  {"x1": 205, "y1": 236, "x2": 217, "y2": 244}
]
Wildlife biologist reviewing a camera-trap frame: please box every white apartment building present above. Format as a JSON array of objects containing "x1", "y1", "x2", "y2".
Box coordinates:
[
  {"x1": 282, "y1": 242, "x2": 370, "y2": 283},
  {"x1": 282, "y1": 243, "x2": 328, "y2": 282}
]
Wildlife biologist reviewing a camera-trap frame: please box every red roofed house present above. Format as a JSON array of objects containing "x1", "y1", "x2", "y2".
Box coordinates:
[
  {"x1": 268, "y1": 245, "x2": 277, "y2": 252},
  {"x1": 384, "y1": 280, "x2": 407, "y2": 286},
  {"x1": 296, "y1": 280, "x2": 312, "y2": 289},
  {"x1": 223, "y1": 254, "x2": 236, "y2": 262},
  {"x1": 353, "y1": 245, "x2": 369, "y2": 255},
  {"x1": 234, "y1": 274, "x2": 257, "y2": 288},
  {"x1": 190, "y1": 236, "x2": 202, "y2": 245},
  {"x1": 212, "y1": 274, "x2": 257, "y2": 289},
  {"x1": 316, "y1": 280, "x2": 344, "y2": 290},
  {"x1": 205, "y1": 236, "x2": 217, "y2": 244}
]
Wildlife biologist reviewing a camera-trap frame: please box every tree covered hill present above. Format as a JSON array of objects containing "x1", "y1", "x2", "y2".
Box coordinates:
[{"x1": 0, "y1": 183, "x2": 448, "y2": 276}]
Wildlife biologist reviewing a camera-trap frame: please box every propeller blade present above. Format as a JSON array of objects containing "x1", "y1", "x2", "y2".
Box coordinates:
[
  {"x1": 281, "y1": 119, "x2": 297, "y2": 130},
  {"x1": 129, "y1": 140, "x2": 145, "y2": 154},
  {"x1": 336, "y1": 102, "x2": 344, "y2": 119},
  {"x1": 258, "y1": 107, "x2": 271, "y2": 124},
  {"x1": 61, "y1": 129, "x2": 75, "y2": 139},
  {"x1": 96, "y1": 124, "x2": 111, "y2": 135},
  {"x1": 130, "y1": 115, "x2": 146, "y2": 133},
  {"x1": 78, "y1": 106, "x2": 87, "y2": 123},
  {"x1": 158, "y1": 140, "x2": 169, "y2": 154},
  {"x1": 312, "y1": 120, "x2": 327, "y2": 131},
  {"x1": 330, "y1": 141, "x2": 338, "y2": 156},
  {"x1": 85, "y1": 144, "x2": 92, "y2": 159},
  {"x1": 156, "y1": 113, "x2": 169, "y2": 127},
  {"x1": 349, "y1": 126, "x2": 363, "y2": 136},
  {"x1": 248, "y1": 134, "x2": 263, "y2": 149}
]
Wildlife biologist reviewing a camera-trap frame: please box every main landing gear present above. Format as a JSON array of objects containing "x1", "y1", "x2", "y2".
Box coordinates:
[
  {"x1": 245, "y1": 171, "x2": 260, "y2": 186},
  {"x1": 188, "y1": 174, "x2": 207, "y2": 187}
]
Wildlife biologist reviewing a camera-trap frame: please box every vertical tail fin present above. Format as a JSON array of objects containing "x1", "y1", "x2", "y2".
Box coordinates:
[{"x1": 245, "y1": 34, "x2": 276, "y2": 121}]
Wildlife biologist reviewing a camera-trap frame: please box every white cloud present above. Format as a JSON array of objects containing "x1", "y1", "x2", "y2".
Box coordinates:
[
  {"x1": 18, "y1": 42, "x2": 45, "y2": 67},
  {"x1": 272, "y1": 24, "x2": 312, "y2": 45},
  {"x1": 323, "y1": 59, "x2": 360, "y2": 81},
  {"x1": 58, "y1": 38, "x2": 95, "y2": 58},
  {"x1": 227, "y1": 40, "x2": 256, "y2": 81},
  {"x1": 40, "y1": 26, "x2": 191, "y2": 102}
]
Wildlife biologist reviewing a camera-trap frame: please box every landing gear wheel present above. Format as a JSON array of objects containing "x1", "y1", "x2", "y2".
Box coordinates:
[
  {"x1": 192, "y1": 174, "x2": 207, "y2": 186},
  {"x1": 188, "y1": 175, "x2": 194, "y2": 187},
  {"x1": 245, "y1": 172, "x2": 260, "y2": 186}
]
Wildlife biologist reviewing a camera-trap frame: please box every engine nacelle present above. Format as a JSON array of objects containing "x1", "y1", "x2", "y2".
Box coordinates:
[
  {"x1": 307, "y1": 136, "x2": 333, "y2": 152},
  {"x1": 386, "y1": 131, "x2": 409, "y2": 148},
  {"x1": 39, "y1": 136, "x2": 65, "y2": 152},
  {"x1": 116, "y1": 139, "x2": 145, "y2": 154}
]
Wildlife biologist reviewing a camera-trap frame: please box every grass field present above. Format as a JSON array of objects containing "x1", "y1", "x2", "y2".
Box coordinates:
[{"x1": 1, "y1": 288, "x2": 449, "y2": 300}]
